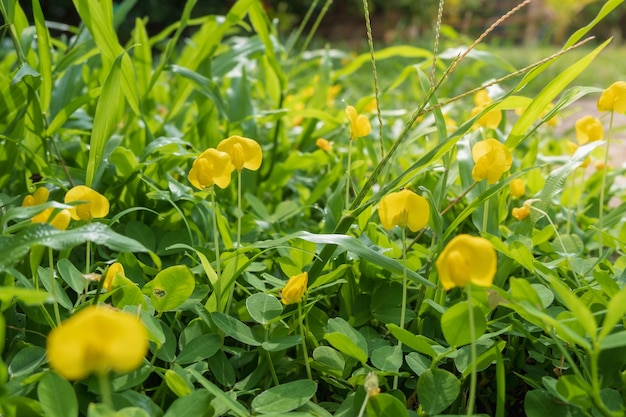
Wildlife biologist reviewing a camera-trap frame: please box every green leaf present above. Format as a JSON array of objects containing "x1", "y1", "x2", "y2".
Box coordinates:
[
  {"x1": 144, "y1": 265, "x2": 195, "y2": 313},
  {"x1": 405, "y1": 352, "x2": 431, "y2": 376},
  {"x1": 31, "y1": 0, "x2": 52, "y2": 113},
  {"x1": 312, "y1": 346, "x2": 345, "y2": 374},
  {"x1": 599, "y1": 331, "x2": 626, "y2": 350},
  {"x1": 0, "y1": 287, "x2": 51, "y2": 306},
  {"x1": 323, "y1": 333, "x2": 367, "y2": 364},
  {"x1": 262, "y1": 336, "x2": 302, "y2": 352},
  {"x1": 189, "y1": 368, "x2": 249, "y2": 417},
  {"x1": 366, "y1": 393, "x2": 409, "y2": 417},
  {"x1": 8, "y1": 346, "x2": 46, "y2": 378},
  {"x1": 163, "y1": 389, "x2": 213, "y2": 417},
  {"x1": 547, "y1": 275, "x2": 597, "y2": 339},
  {"x1": 386, "y1": 324, "x2": 438, "y2": 358},
  {"x1": 371, "y1": 346, "x2": 402, "y2": 372},
  {"x1": 246, "y1": 293, "x2": 283, "y2": 325},
  {"x1": 599, "y1": 285, "x2": 626, "y2": 340},
  {"x1": 56, "y1": 258, "x2": 87, "y2": 294},
  {"x1": 417, "y1": 368, "x2": 460, "y2": 415},
  {"x1": 38, "y1": 371, "x2": 78, "y2": 417},
  {"x1": 176, "y1": 334, "x2": 221, "y2": 365},
  {"x1": 207, "y1": 349, "x2": 236, "y2": 387},
  {"x1": 556, "y1": 375, "x2": 592, "y2": 409},
  {"x1": 252, "y1": 380, "x2": 317, "y2": 414},
  {"x1": 211, "y1": 312, "x2": 261, "y2": 346},
  {"x1": 164, "y1": 369, "x2": 192, "y2": 398},
  {"x1": 441, "y1": 302, "x2": 487, "y2": 347}
]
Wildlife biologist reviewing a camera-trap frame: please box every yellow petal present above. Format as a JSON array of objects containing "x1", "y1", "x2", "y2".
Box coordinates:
[
  {"x1": 103, "y1": 262, "x2": 125, "y2": 292},
  {"x1": 435, "y1": 234, "x2": 497, "y2": 290},
  {"x1": 575, "y1": 116, "x2": 604, "y2": 144},
  {"x1": 188, "y1": 148, "x2": 235, "y2": 190},
  {"x1": 509, "y1": 179, "x2": 525, "y2": 199},
  {"x1": 512, "y1": 205, "x2": 530, "y2": 221},
  {"x1": 64, "y1": 186, "x2": 110, "y2": 221},
  {"x1": 281, "y1": 272, "x2": 308, "y2": 305},
  {"x1": 471, "y1": 139, "x2": 512, "y2": 184},
  {"x1": 597, "y1": 81, "x2": 626, "y2": 113},
  {"x1": 379, "y1": 189, "x2": 429, "y2": 232},
  {"x1": 217, "y1": 135, "x2": 263, "y2": 171},
  {"x1": 316, "y1": 138, "x2": 332, "y2": 152},
  {"x1": 346, "y1": 105, "x2": 371, "y2": 139},
  {"x1": 471, "y1": 104, "x2": 502, "y2": 129},
  {"x1": 474, "y1": 89, "x2": 492, "y2": 106}
]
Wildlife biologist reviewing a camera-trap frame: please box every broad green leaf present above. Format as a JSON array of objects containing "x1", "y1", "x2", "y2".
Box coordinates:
[
  {"x1": 289, "y1": 239, "x2": 316, "y2": 270},
  {"x1": 334, "y1": 45, "x2": 432, "y2": 79},
  {"x1": 441, "y1": 302, "x2": 487, "y2": 347},
  {"x1": 599, "y1": 285, "x2": 626, "y2": 340},
  {"x1": 176, "y1": 334, "x2": 221, "y2": 365},
  {"x1": 599, "y1": 330, "x2": 626, "y2": 350},
  {"x1": 366, "y1": 393, "x2": 409, "y2": 417},
  {"x1": 8, "y1": 346, "x2": 46, "y2": 378},
  {"x1": 252, "y1": 380, "x2": 317, "y2": 414},
  {"x1": 207, "y1": 349, "x2": 236, "y2": 387},
  {"x1": 386, "y1": 324, "x2": 438, "y2": 358},
  {"x1": 56, "y1": 258, "x2": 87, "y2": 294},
  {"x1": 45, "y1": 87, "x2": 102, "y2": 136},
  {"x1": 38, "y1": 371, "x2": 78, "y2": 417},
  {"x1": 509, "y1": 278, "x2": 544, "y2": 309},
  {"x1": 547, "y1": 275, "x2": 597, "y2": 339},
  {"x1": 0, "y1": 287, "x2": 51, "y2": 306},
  {"x1": 144, "y1": 265, "x2": 195, "y2": 313},
  {"x1": 189, "y1": 369, "x2": 249, "y2": 417},
  {"x1": 262, "y1": 336, "x2": 302, "y2": 352},
  {"x1": 323, "y1": 333, "x2": 367, "y2": 364},
  {"x1": 246, "y1": 293, "x2": 283, "y2": 325},
  {"x1": 556, "y1": 375, "x2": 592, "y2": 409},
  {"x1": 371, "y1": 345, "x2": 402, "y2": 372},
  {"x1": 163, "y1": 389, "x2": 213, "y2": 417},
  {"x1": 211, "y1": 312, "x2": 262, "y2": 346},
  {"x1": 312, "y1": 346, "x2": 345, "y2": 373},
  {"x1": 405, "y1": 352, "x2": 431, "y2": 376},
  {"x1": 164, "y1": 369, "x2": 192, "y2": 398},
  {"x1": 417, "y1": 368, "x2": 460, "y2": 415},
  {"x1": 507, "y1": 39, "x2": 610, "y2": 148}
]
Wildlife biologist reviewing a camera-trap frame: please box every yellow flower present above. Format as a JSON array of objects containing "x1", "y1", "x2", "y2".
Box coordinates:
[
  {"x1": 474, "y1": 89, "x2": 492, "y2": 106},
  {"x1": 471, "y1": 103, "x2": 502, "y2": 130},
  {"x1": 103, "y1": 262, "x2": 124, "y2": 292},
  {"x1": 64, "y1": 186, "x2": 110, "y2": 222},
  {"x1": 435, "y1": 234, "x2": 497, "y2": 291},
  {"x1": 217, "y1": 135, "x2": 262, "y2": 172},
  {"x1": 471, "y1": 139, "x2": 512, "y2": 184},
  {"x1": 281, "y1": 272, "x2": 308, "y2": 305},
  {"x1": 512, "y1": 203, "x2": 531, "y2": 221},
  {"x1": 379, "y1": 189, "x2": 430, "y2": 232},
  {"x1": 316, "y1": 138, "x2": 333, "y2": 152},
  {"x1": 327, "y1": 85, "x2": 342, "y2": 106},
  {"x1": 46, "y1": 305, "x2": 148, "y2": 380},
  {"x1": 188, "y1": 148, "x2": 235, "y2": 190},
  {"x1": 575, "y1": 116, "x2": 604, "y2": 145},
  {"x1": 597, "y1": 81, "x2": 626, "y2": 113},
  {"x1": 23, "y1": 187, "x2": 71, "y2": 230},
  {"x1": 567, "y1": 141, "x2": 591, "y2": 168},
  {"x1": 345, "y1": 105, "x2": 371, "y2": 140},
  {"x1": 509, "y1": 178, "x2": 525, "y2": 199}
]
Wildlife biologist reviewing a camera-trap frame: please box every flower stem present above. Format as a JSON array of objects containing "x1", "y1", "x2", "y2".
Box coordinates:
[
  {"x1": 298, "y1": 302, "x2": 313, "y2": 380},
  {"x1": 211, "y1": 187, "x2": 222, "y2": 312},
  {"x1": 48, "y1": 248, "x2": 61, "y2": 325},
  {"x1": 466, "y1": 285, "x2": 477, "y2": 417},
  {"x1": 482, "y1": 185, "x2": 489, "y2": 234},
  {"x1": 225, "y1": 171, "x2": 243, "y2": 315},
  {"x1": 346, "y1": 139, "x2": 353, "y2": 212},
  {"x1": 97, "y1": 371, "x2": 114, "y2": 410},
  {"x1": 599, "y1": 110, "x2": 614, "y2": 251},
  {"x1": 357, "y1": 395, "x2": 370, "y2": 417},
  {"x1": 393, "y1": 227, "x2": 408, "y2": 390}
]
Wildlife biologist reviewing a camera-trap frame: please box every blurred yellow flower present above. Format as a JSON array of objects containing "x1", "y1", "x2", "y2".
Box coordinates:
[
  {"x1": 379, "y1": 189, "x2": 429, "y2": 232},
  {"x1": 435, "y1": 234, "x2": 497, "y2": 291},
  {"x1": 23, "y1": 188, "x2": 71, "y2": 230},
  {"x1": 103, "y1": 262, "x2": 124, "y2": 292},
  {"x1": 471, "y1": 103, "x2": 502, "y2": 130},
  {"x1": 471, "y1": 139, "x2": 512, "y2": 184},
  {"x1": 64, "y1": 186, "x2": 109, "y2": 222},
  {"x1": 512, "y1": 204, "x2": 531, "y2": 221},
  {"x1": 345, "y1": 105, "x2": 371, "y2": 140},
  {"x1": 316, "y1": 138, "x2": 333, "y2": 152},
  {"x1": 46, "y1": 305, "x2": 148, "y2": 380},
  {"x1": 363, "y1": 98, "x2": 378, "y2": 113},
  {"x1": 217, "y1": 136, "x2": 262, "y2": 172},
  {"x1": 188, "y1": 148, "x2": 234, "y2": 190},
  {"x1": 509, "y1": 178, "x2": 525, "y2": 199},
  {"x1": 281, "y1": 272, "x2": 308, "y2": 305},
  {"x1": 567, "y1": 141, "x2": 591, "y2": 168},
  {"x1": 327, "y1": 85, "x2": 342, "y2": 106},
  {"x1": 575, "y1": 116, "x2": 604, "y2": 145},
  {"x1": 474, "y1": 89, "x2": 492, "y2": 106},
  {"x1": 597, "y1": 81, "x2": 626, "y2": 113}
]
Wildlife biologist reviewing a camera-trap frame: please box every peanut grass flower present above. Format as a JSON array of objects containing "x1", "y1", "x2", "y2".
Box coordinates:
[
  {"x1": 23, "y1": 187, "x2": 71, "y2": 229},
  {"x1": 509, "y1": 178, "x2": 525, "y2": 199},
  {"x1": 64, "y1": 186, "x2": 109, "y2": 221},
  {"x1": 474, "y1": 89, "x2": 492, "y2": 106},
  {"x1": 103, "y1": 262, "x2": 124, "y2": 292},
  {"x1": 512, "y1": 203, "x2": 531, "y2": 221},
  {"x1": 345, "y1": 105, "x2": 371, "y2": 140},
  {"x1": 46, "y1": 305, "x2": 148, "y2": 380},
  {"x1": 435, "y1": 234, "x2": 497, "y2": 291},
  {"x1": 316, "y1": 138, "x2": 333, "y2": 152},
  {"x1": 217, "y1": 135, "x2": 262, "y2": 172},
  {"x1": 471, "y1": 139, "x2": 512, "y2": 184},
  {"x1": 575, "y1": 116, "x2": 604, "y2": 144},
  {"x1": 379, "y1": 189, "x2": 430, "y2": 232},
  {"x1": 281, "y1": 272, "x2": 308, "y2": 305},
  {"x1": 597, "y1": 81, "x2": 626, "y2": 113},
  {"x1": 471, "y1": 103, "x2": 502, "y2": 130},
  {"x1": 188, "y1": 148, "x2": 235, "y2": 190}
]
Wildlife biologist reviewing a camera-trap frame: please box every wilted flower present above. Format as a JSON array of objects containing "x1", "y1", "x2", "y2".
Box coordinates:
[
  {"x1": 435, "y1": 234, "x2": 497, "y2": 291},
  {"x1": 217, "y1": 136, "x2": 262, "y2": 172},
  {"x1": 64, "y1": 186, "x2": 109, "y2": 222},
  {"x1": 188, "y1": 148, "x2": 235, "y2": 190},
  {"x1": 103, "y1": 262, "x2": 124, "y2": 292},
  {"x1": 379, "y1": 189, "x2": 430, "y2": 232},
  {"x1": 316, "y1": 138, "x2": 333, "y2": 152},
  {"x1": 364, "y1": 372, "x2": 380, "y2": 397},
  {"x1": 22, "y1": 187, "x2": 71, "y2": 230},
  {"x1": 471, "y1": 139, "x2": 512, "y2": 184},
  {"x1": 509, "y1": 178, "x2": 525, "y2": 199},
  {"x1": 512, "y1": 203, "x2": 531, "y2": 221},
  {"x1": 46, "y1": 305, "x2": 148, "y2": 380},
  {"x1": 597, "y1": 81, "x2": 626, "y2": 113},
  {"x1": 345, "y1": 105, "x2": 371, "y2": 140},
  {"x1": 575, "y1": 116, "x2": 604, "y2": 145},
  {"x1": 281, "y1": 272, "x2": 308, "y2": 305}
]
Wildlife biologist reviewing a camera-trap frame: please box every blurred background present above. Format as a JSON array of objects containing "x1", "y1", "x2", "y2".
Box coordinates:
[{"x1": 14, "y1": 0, "x2": 626, "y2": 46}]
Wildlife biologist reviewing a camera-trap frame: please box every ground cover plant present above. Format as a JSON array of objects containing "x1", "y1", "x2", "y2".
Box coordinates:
[{"x1": 1, "y1": 0, "x2": 626, "y2": 416}]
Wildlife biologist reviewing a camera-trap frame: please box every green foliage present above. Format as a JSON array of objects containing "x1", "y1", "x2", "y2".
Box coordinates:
[{"x1": 1, "y1": 0, "x2": 626, "y2": 416}]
